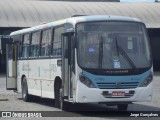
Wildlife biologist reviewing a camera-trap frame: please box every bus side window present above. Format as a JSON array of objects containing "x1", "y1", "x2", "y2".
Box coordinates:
[
  {"x1": 21, "y1": 34, "x2": 30, "y2": 58},
  {"x1": 30, "y1": 31, "x2": 41, "y2": 58},
  {"x1": 53, "y1": 26, "x2": 64, "y2": 57},
  {"x1": 40, "y1": 29, "x2": 52, "y2": 57}
]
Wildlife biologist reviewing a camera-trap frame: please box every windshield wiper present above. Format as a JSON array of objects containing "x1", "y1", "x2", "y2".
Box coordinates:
[
  {"x1": 115, "y1": 37, "x2": 136, "y2": 69},
  {"x1": 98, "y1": 34, "x2": 103, "y2": 69}
]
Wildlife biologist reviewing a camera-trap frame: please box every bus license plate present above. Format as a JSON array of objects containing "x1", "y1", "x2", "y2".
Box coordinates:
[{"x1": 112, "y1": 91, "x2": 125, "y2": 96}]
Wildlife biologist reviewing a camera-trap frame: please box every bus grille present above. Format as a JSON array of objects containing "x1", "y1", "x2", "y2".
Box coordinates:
[{"x1": 97, "y1": 82, "x2": 139, "y2": 89}]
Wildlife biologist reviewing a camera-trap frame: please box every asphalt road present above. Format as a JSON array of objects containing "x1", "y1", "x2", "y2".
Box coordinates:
[{"x1": 0, "y1": 73, "x2": 160, "y2": 120}]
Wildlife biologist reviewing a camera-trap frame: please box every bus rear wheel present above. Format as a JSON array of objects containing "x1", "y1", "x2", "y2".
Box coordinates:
[
  {"x1": 54, "y1": 81, "x2": 69, "y2": 110},
  {"x1": 22, "y1": 77, "x2": 32, "y2": 102},
  {"x1": 117, "y1": 104, "x2": 128, "y2": 111}
]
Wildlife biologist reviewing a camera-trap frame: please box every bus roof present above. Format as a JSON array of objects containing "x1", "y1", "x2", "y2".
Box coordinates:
[{"x1": 10, "y1": 15, "x2": 141, "y2": 36}]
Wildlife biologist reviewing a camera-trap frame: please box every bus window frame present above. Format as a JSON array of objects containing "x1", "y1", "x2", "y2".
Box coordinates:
[
  {"x1": 21, "y1": 33, "x2": 31, "y2": 60},
  {"x1": 39, "y1": 28, "x2": 53, "y2": 58},
  {"x1": 29, "y1": 30, "x2": 41, "y2": 59},
  {"x1": 52, "y1": 25, "x2": 65, "y2": 58}
]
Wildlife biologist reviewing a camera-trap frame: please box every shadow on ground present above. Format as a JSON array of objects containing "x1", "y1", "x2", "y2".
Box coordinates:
[{"x1": 17, "y1": 96, "x2": 160, "y2": 119}]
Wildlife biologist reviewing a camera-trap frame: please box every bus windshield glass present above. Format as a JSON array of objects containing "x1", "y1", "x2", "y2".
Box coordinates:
[{"x1": 76, "y1": 21, "x2": 151, "y2": 70}]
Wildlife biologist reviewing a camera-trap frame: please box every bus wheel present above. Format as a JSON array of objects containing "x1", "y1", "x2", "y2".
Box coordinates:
[
  {"x1": 54, "y1": 81, "x2": 69, "y2": 110},
  {"x1": 117, "y1": 104, "x2": 128, "y2": 111},
  {"x1": 22, "y1": 77, "x2": 32, "y2": 102}
]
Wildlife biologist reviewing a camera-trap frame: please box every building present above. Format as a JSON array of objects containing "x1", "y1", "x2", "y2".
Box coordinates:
[
  {"x1": 0, "y1": 0, "x2": 160, "y2": 73},
  {"x1": 155, "y1": 0, "x2": 160, "y2": 2}
]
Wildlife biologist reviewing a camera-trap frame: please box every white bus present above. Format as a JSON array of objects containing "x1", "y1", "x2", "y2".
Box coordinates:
[{"x1": 6, "y1": 15, "x2": 153, "y2": 110}]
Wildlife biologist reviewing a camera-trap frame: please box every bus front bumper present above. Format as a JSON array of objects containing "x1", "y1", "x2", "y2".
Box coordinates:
[{"x1": 75, "y1": 80, "x2": 153, "y2": 103}]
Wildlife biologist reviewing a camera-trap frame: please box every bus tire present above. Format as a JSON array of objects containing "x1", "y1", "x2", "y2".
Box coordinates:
[
  {"x1": 22, "y1": 77, "x2": 32, "y2": 102},
  {"x1": 60, "y1": 89, "x2": 70, "y2": 110},
  {"x1": 117, "y1": 104, "x2": 128, "y2": 111},
  {"x1": 54, "y1": 80, "x2": 61, "y2": 108},
  {"x1": 54, "y1": 81, "x2": 69, "y2": 110}
]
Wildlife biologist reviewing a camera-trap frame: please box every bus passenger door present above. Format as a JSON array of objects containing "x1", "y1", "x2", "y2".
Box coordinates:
[
  {"x1": 6, "y1": 43, "x2": 17, "y2": 90},
  {"x1": 61, "y1": 33, "x2": 74, "y2": 101}
]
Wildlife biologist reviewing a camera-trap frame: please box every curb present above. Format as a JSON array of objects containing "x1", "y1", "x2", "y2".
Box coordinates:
[{"x1": 0, "y1": 97, "x2": 9, "y2": 101}]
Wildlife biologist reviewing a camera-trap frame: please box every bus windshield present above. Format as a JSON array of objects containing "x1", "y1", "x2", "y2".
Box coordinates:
[{"x1": 76, "y1": 21, "x2": 151, "y2": 71}]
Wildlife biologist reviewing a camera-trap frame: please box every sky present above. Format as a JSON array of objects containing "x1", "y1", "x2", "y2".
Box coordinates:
[{"x1": 121, "y1": 0, "x2": 155, "y2": 2}]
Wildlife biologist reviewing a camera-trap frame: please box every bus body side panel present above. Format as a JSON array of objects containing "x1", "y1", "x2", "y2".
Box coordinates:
[
  {"x1": 17, "y1": 58, "x2": 62, "y2": 99},
  {"x1": 40, "y1": 58, "x2": 57, "y2": 99},
  {"x1": 49, "y1": 58, "x2": 62, "y2": 98},
  {"x1": 17, "y1": 60, "x2": 29, "y2": 92},
  {"x1": 40, "y1": 59, "x2": 52, "y2": 98},
  {"x1": 28, "y1": 59, "x2": 41, "y2": 97},
  {"x1": 17, "y1": 60, "x2": 21, "y2": 93},
  {"x1": 50, "y1": 58, "x2": 62, "y2": 80},
  {"x1": 27, "y1": 58, "x2": 61, "y2": 99}
]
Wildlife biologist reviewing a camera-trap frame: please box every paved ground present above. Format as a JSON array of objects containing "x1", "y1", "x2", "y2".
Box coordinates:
[{"x1": 0, "y1": 73, "x2": 160, "y2": 120}]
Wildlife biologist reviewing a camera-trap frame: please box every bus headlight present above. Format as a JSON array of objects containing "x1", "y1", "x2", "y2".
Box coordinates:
[
  {"x1": 79, "y1": 74, "x2": 95, "y2": 88},
  {"x1": 140, "y1": 74, "x2": 153, "y2": 87}
]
